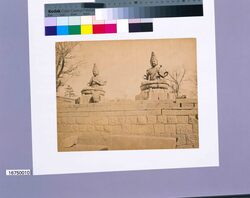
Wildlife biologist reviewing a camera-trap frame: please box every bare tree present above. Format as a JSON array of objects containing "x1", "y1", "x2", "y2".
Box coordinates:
[
  {"x1": 186, "y1": 73, "x2": 198, "y2": 99},
  {"x1": 56, "y1": 42, "x2": 80, "y2": 91},
  {"x1": 168, "y1": 69, "x2": 186, "y2": 98}
]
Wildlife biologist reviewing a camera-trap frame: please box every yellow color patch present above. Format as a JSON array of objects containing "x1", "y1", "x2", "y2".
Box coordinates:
[{"x1": 81, "y1": 25, "x2": 93, "y2": 34}]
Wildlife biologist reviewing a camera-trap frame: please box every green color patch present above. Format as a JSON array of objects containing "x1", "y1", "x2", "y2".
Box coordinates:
[{"x1": 69, "y1": 25, "x2": 81, "y2": 35}]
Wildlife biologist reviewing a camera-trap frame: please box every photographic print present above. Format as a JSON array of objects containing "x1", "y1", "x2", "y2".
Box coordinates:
[
  {"x1": 56, "y1": 38, "x2": 199, "y2": 152},
  {"x1": 29, "y1": 0, "x2": 218, "y2": 175}
]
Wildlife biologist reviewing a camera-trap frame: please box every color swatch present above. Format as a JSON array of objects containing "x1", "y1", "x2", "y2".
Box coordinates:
[
  {"x1": 45, "y1": 16, "x2": 153, "y2": 36},
  {"x1": 95, "y1": 0, "x2": 203, "y2": 8},
  {"x1": 95, "y1": 5, "x2": 203, "y2": 20},
  {"x1": 45, "y1": 0, "x2": 203, "y2": 18}
]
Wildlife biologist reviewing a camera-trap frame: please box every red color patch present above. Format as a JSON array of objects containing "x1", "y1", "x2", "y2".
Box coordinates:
[{"x1": 93, "y1": 24, "x2": 105, "y2": 34}]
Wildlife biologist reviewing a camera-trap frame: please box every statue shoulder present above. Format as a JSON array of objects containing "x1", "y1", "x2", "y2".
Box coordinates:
[{"x1": 147, "y1": 67, "x2": 154, "y2": 73}]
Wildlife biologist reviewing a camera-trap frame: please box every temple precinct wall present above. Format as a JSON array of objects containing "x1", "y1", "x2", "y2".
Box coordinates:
[{"x1": 57, "y1": 99, "x2": 199, "y2": 152}]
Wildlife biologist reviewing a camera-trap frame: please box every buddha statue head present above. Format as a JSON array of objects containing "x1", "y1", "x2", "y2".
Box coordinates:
[
  {"x1": 150, "y1": 52, "x2": 158, "y2": 68},
  {"x1": 92, "y1": 64, "x2": 99, "y2": 77}
]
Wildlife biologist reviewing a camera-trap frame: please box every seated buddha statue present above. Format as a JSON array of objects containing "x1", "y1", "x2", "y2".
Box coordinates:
[
  {"x1": 144, "y1": 52, "x2": 168, "y2": 81},
  {"x1": 88, "y1": 64, "x2": 107, "y2": 88},
  {"x1": 81, "y1": 64, "x2": 107, "y2": 104}
]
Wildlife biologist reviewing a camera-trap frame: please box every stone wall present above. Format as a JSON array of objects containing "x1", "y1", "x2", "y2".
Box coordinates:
[
  {"x1": 57, "y1": 96, "x2": 76, "y2": 105},
  {"x1": 57, "y1": 99, "x2": 199, "y2": 152}
]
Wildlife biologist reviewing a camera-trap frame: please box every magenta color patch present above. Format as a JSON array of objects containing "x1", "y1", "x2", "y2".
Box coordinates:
[
  {"x1": 45, "y1": 17, "x2": 57, "y2": 26},
  {"x1": 105, "y1": 24, "x2": 117, "y2": 33}
]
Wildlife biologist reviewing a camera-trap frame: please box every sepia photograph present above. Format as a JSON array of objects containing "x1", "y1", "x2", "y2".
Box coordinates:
[{"x1": 56, "y1": 38, "x2": 199, "y2": 152}]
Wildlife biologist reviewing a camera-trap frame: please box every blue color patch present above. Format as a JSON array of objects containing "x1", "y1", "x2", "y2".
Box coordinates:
[{"x1": 57, "y1": 26, "x2": 69, "y2": 35}]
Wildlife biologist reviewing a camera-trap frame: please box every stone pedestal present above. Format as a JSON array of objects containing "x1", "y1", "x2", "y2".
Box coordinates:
[
  {"x1": 136, "y1": 80, "x2": 175, "y2": 101},
  {"x1": 80, "y1": 87, "x2": 105, "y2": 104}
]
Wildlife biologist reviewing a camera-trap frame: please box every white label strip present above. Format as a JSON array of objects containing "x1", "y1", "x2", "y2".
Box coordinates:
[{"x1": 6, "y1": 169, "x2": 32, "y2": 176}]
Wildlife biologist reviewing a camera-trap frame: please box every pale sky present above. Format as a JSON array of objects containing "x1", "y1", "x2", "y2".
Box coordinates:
[{"x1": 57, "y1": 38, "x2": 197, "y2": 99}]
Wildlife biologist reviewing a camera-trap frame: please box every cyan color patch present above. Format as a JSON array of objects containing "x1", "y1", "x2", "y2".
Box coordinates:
[{"x1": 57, "y1": 26, "x2": 69, "y2": 35}]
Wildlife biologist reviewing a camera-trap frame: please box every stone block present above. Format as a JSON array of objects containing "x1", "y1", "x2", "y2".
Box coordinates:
[
  {"x1": 57, "y1": 124, "x2": 65, "y2": 133},
  {"x1": 177, "y1": 145, "x2": 194, "y2": 149},
  {"x1": 170, "y1": 133, "x2": 177, "y2": 138},
  {"x1": 57, "y1": 118, "x2": 64, "y2": 124},
  {"x1": 164, "y1": 125, "x2": 176, "y2": 134},
  {"x1": 104, "y1": 125, "x2": 122, "y2": 134},
  {"x1": 98, "y1": 117, "x2": 109, "y2": 125},
  {"x1": 87, "y1": 125, "x2": 95, "y2": 133},
  {"x1": 137, "y1": 116, "x2": 147, "y2": 124},
  {"x1": 193, "y1": 141, "x2": 199, "y2": 148},
  {"x1": 108, "y1": 117, "x2": 120, "y2": 125},
  {"x1": 78, "y1": 125, "x2": 88, "y2": 132},
  {"x1": 80, "y1": 95, "x2": 91, "y2": 104},
  {"x1": 75, "y1": 117, "x2": 91, "y2": 124},
  {"x1": 58, "y1": 111, "x2": 89, "y2": 117},
  {"x1": 180, "y1": 102, "x2": 196, "y2": 109},
  {"x1": 95, "y1": 125, "x2": 104, "y2": 132},
  {"x1": 58, "y1": 134, "x2": 78, "y2": 149},
  {"x1": 63, "y1": 117, "x2": 75, "y2": 124},
  {"x1": 71, "y1": 125, "x2": 79, "y2": 132},
  {"x1": 58, "y1": 124, "x2": 78, "y2": 133},
  {"x1": 189, "y1": 116, "x2": 199, "y2": 124},
  {"x1": 110, "y1": 135, "x2": 141, "y2": 150},
  {"x1": 110, "y1": 135, "x2": 176, "y2": 150},
  {"x1": 157, "y1": 115, "x2": 167, "y2": 124},
  {"x1": 61, "y1": 136, "x2": 78, "y2": 148},
  {"x1": 124, "y1": 110, "x2": 161, "y2": 116},
  {"x1": 129, "y1": 125, "x2": 154, "y2": 135},
  {"x1": 154, "y1": 124, "x2": 165, "y2": 135},
  {"x1": 88, "y1": 111, "x2": 124, "y2": 117},
  {"x1": 177, "y1": 116, "x2": 189, "y2": 124},
  {"x1": 176, "y1": 99, "x2": 197, "y2": 103},
  {"x1": 128, "y1": 125, "x2": 136, "y2": 134},
  {"x1": 60, "y1": 144, "x2": 109, "y2": 152},
  {"x1": 162, "y1": 109, "x2": 198, "y2": 116},
  {"x1": 147, "y1": 116, "x2": 157, "y2": 124},
  {"x1": 111, "y1": 125, "x2": 123, "y2": 134},
  {"x1": 145, "y1": 136, "x2": 176, "y2": 149},
  {"x1": 77, "y1": 132, "x2": 110, "y2": 146},
  {"x1": 125, "y1": 116, "x2": 137, "y2": 124},
  {"x1": 189, "y1": 116, "x2": 199, "y2": 134},
  {"x1": 104, "y1": 125, "x2": 112, "y2": 133},
  {"x1": 176, "y1": 134, "x2": 187, "y2": 146},
  {"x1": 193, "y1": 122, "x2": 199, "y2": 134},
  {"x1": 118, "y1": 116, "x2": 126, "y2": 124},
  {"x1": 186, "y1": 134, "x2": 199, "y2": 146},
  {"x1": 143, "y1": 125, "x2": 154, "y2": 136},
  {"x1": 167, "y1": 116, "x2": 177, "y2": 123},
  {"x1": 176, "y1": 124, "x2": 193, "y2": 134},
  {"x1": 122, "y1": 124, "x2": 132, "y2": 134}
]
